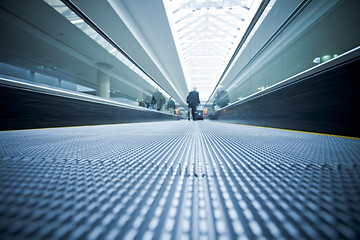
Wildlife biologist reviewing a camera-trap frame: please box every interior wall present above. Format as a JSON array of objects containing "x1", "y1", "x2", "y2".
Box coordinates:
[{"x1": 221, "y1": 0, "x2": 360, "y2": 105}]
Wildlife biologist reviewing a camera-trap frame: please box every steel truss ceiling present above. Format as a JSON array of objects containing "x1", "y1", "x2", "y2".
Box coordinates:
[{"x1": 163, "y1": 0, "x2": 262, "y2": 101}]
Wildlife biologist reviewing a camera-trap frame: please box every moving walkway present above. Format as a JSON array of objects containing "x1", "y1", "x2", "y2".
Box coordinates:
[{"x1": 0, "y1": 121, "x2": 359, "y2": 239}]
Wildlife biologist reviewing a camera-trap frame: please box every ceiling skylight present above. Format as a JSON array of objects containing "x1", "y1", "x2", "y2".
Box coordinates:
[{"x1": 163, "y1": 0, "x2": 262, "y2": 102}]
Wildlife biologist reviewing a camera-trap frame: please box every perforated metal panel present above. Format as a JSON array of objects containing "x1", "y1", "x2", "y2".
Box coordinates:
[{"x1": 0, "y1": 121, "x2": 359, "y2": 239}]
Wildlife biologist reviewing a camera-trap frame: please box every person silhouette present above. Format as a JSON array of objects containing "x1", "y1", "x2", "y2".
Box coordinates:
[
  {"x1": 186, "y1": 87, "x2": 200, "y2": 121},
  {"x1": 152, "y1": 89, "x2": 165, "y2": 111}
]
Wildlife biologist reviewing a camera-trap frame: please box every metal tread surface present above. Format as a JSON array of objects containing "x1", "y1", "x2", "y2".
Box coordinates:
[{"x1": 0, "y1": 121, "x2": 359, "y2": 240}]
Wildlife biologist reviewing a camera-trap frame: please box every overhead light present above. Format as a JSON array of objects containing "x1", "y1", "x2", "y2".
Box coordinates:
[
  {"x1": 313, "y1": 57, "x2": 321, "y2": 64},
  {"x1": 108, "y1": 48, "x2": 117, "y2": 54},
  {"x1": 70, "y1": 19, "x2": 84, "y2": 24},
  {"x1": 313, "y1": 54, "x2": 338, "y2": 64},
  {"x1": 321, "y1": 55, "x2": 332, "y2": 62}
]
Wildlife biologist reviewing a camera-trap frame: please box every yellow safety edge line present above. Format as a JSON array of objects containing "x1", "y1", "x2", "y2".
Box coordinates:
[{"x1": 222, "y1": 122, "x2": 360, "y2": 140}]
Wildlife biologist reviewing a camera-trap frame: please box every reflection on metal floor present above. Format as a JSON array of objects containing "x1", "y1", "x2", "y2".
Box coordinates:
[{"x1": 0, "y1": 121, "x2": 359, "y2": 240}]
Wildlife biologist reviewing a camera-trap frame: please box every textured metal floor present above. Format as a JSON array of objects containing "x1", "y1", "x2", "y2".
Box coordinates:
[{"x1": 0, "y1": 121, "x2": 359, "y2": 240}]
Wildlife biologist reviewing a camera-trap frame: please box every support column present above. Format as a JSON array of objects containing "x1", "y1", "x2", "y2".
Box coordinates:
[{"x1": 97, "y1": 63, "x2": 112, "y2": 99}]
